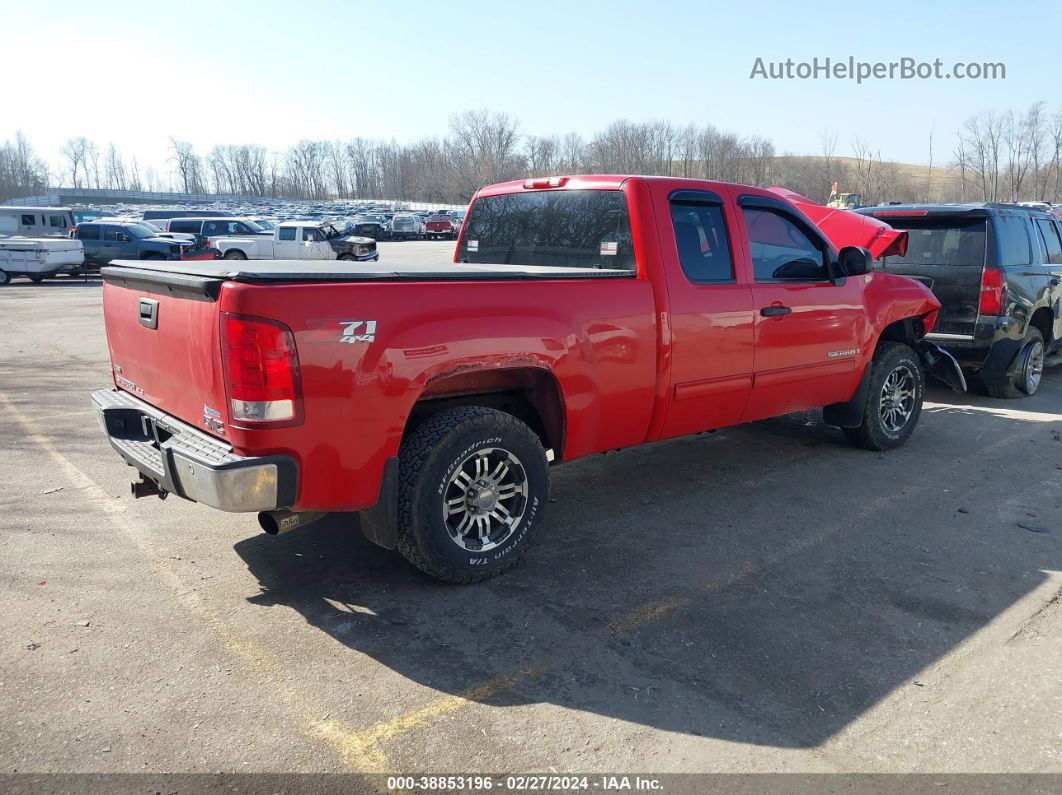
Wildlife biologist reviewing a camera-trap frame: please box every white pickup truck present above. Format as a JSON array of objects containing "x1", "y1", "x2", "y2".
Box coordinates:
[
  {"x1": 211, "y1": 220, "x2": 379, "y2": 262},
  {"x1": 0, "y1": 237, "x2": 85, "y2": 284}
]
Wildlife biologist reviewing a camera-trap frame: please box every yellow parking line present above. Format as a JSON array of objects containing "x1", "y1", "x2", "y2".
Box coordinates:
[{"x1": 313, "y1": 666, "x2": 546, "y2": 770}]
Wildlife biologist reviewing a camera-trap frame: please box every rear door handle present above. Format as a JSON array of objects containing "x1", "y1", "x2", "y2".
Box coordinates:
[{"x1": 760, "y1": 305, "x2": 792, "y2": 317}]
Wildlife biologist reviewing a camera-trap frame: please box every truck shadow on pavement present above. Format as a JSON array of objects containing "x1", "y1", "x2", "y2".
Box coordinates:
[{"x1": 234, "y1": 373, "x2": 1062, "y2": 749}]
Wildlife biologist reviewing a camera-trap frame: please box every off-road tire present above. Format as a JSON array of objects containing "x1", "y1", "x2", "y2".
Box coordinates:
[
  {"x1": 396, "y1": 406, "x2": 549, "y2": 583},
  {"x1": 844, "y1": 342, "x2": 924, "y2": 451},
  {"x1": 984, "y1": 328, "x2": 1045, "y2": 399}
]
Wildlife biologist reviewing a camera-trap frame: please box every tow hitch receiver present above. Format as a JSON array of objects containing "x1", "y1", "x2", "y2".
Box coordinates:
[
  {"x1": 920, "y1": 342, "x2": 967, "y2": 392},
  {"x1": 131, "y1": 473, "x2": 168, "y2": 500}
]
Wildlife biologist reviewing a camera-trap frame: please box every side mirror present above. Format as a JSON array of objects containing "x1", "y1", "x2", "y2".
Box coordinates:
[
  {"x1": 837, "y1": 246, "x2": 872, "y2": 277},
  {"x1": 118, "y1": 233, "x2": 132, "y2": 243}
]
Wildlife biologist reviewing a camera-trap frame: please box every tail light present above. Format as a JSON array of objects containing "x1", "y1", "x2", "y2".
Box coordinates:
[
  {"x1": 978, "y1": 266, "x2": 1006, "y2": 316},
  {"x1": 220, "y1": 313, "x2": 302, "y2": 424}
]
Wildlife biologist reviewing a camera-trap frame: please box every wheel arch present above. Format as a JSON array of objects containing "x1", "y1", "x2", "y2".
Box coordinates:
[
  {"x1": 1028, "y1": 306, "x2": 1053, "y2": 346},
  {"x1": 403, "y1": 366, "x2": 566, "y2": 460}
]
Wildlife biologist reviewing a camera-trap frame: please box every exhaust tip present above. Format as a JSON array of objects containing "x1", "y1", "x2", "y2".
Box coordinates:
[{"x1": 258, "y1": 510, "x2": 325, "y2": 536}]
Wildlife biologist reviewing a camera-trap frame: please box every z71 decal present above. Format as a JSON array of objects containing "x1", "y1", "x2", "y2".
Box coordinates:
[{"x1": 339, "y1": 320, "x2": 377, "y2": 344}]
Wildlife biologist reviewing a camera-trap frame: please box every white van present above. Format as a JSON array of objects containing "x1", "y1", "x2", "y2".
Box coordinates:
[{"x1": 0, "y1": 206, "x2": 76, "y2": 238}]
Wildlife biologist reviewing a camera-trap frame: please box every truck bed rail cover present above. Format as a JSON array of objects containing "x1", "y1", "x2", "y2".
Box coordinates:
[{"x1": 103, "y1": 259, "x2": 636, "y2": 283}]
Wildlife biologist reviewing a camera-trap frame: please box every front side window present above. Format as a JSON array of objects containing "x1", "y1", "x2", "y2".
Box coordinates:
[
  {"x1": 278, "y1": 227, "x2": 296, "y2": 241},
  {"x1": 104, "y1": 226, "x2": 126, "y2": 242},
  {"x1": 458, "y1": 189, "x2": 635, "y2": 270},
  {"x1": 670, "y1": 199, "x2": 733, "y2": 283},
  {"x1": 303, "y1": 228, "x2": 323, "y2": 242},
  {"x1": 49, "y1": 215, "x2": 66, "y2": 228},
  {"x1": 743, "y1": 207, "x2": 827, "y2": 281}
]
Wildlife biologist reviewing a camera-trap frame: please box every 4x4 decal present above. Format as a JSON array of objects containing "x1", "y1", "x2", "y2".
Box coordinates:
[{"x1": 339, "y1": 320, "x2": 377, "y2": 344}]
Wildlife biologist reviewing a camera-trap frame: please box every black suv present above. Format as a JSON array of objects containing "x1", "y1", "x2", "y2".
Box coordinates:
[{"x1": 857, "y1": 203, "x2": 1062, "y2": 398}]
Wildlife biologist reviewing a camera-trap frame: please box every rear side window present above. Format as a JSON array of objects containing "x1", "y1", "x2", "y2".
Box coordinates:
[
  {"x1": 278, "y1": 227, "x2": 296, "y2": 241},
  {"x1": 1035, "y1": 219, "x2": 1062, "y2": 265},
  {"x1": 670, "y1": 200, "x2": 733, "y2": 283},
  {"x1": 21, "y1": 214, "x2": 36, "y2": 226},
  {"x1": 995, "y1": 214, "x2": 1032, "y2": 267},
  {"x1": 458, "y1": 189, "x2": 635, "y2": 270},
  {"x1": 743, "y1": 207, "x2": 827, "y2": 281},
  {"x1": 77, "y1": 225, "x2": 100, "y2": 240}
]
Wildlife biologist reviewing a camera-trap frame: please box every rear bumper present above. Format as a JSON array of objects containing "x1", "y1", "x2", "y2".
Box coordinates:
[
  {"x1": 926, "y1": 315, "x2": 1024, "y2": 384},
  {"x1": 91, "y1": 389, "x2": 297, "y2": 512}
]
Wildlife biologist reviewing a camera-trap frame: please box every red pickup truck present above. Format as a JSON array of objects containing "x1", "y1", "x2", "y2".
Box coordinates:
[{"x1": 92, "y1": 175, "x2": 963, "y2": 583}]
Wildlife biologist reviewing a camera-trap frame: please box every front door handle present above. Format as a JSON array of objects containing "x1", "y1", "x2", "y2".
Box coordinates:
[{"x1": 760, "y1": 305, "x2": 792, "y2": 317}]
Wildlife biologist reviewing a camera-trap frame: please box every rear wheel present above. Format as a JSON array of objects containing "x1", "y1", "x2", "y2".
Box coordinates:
[
  {"x1": 223, "y1": 250, "x2": 247, "y2": 260},
  {"x1": 985, "y1": 328, "x2": 1044, "y2": 398},
  {"x1": 844, "y1": 342, "x2": 924, "y2": 451},
  {"x1": 0, "y1": 269, "x2": 9, "y2": 286},
  {"x1": 396, "y1": 406, "x2": 550, "y2": 583}
]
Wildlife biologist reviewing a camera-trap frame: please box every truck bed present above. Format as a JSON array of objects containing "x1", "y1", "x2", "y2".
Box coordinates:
[{"x1": 102, "y1": 259, "x2": 635, "y2": 284}]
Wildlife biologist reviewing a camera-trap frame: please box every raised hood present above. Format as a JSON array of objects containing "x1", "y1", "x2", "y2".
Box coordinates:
[{"x1": 768, "y1": 187, "x2": 907, "y2": 259}]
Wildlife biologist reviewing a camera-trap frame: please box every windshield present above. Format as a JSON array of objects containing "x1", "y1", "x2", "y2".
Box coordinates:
[
  {"x1": 137, "y1": 221, "x2": 162, "y2": 232},
  {"x1": 321, "y1": 224, "x2": 340, "y2": 239},
  {"x1": 877, "y1": 217, "x2": 987, "y2": 267},
  {"x1": 457, "y1": 189, "x2": 635, "y2": 269},
  {"x1": 126, "y1": 225, "x2": 153, "y2": 239},
  {"x1": 255, "y1": 219, "x2": 275, "y2": 230}
]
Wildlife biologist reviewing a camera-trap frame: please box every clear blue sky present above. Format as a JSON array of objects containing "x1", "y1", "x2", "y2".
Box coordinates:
[{"x1": 3, "y1": 0, "x2": 1060, "y2": 173}]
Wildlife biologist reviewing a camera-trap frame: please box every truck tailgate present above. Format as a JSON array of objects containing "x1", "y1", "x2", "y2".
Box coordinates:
[{"x1": 101, "y1": 266, "x2": 227, "y2": 432}]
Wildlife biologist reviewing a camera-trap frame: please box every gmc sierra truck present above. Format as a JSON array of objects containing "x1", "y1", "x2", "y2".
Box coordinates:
[{"x1": 92, "y1": 175, "x2": 963, "y2": 583}]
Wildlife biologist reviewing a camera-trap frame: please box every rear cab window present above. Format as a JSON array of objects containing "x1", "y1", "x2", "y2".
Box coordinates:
[{"x1": 457, "y1": 189, "x2": 635, "y2": 270}]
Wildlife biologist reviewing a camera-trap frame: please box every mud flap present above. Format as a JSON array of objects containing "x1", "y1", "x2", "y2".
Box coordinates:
[
  {"x1": 823, "y1": 365, "x2": 872, "y2": 429},
  {"x1": 919, "y1": 342, "x2": 967, "y2": 393},
  {"x1": 359, "y1": 456, "x2": 399, "y2": 549}
]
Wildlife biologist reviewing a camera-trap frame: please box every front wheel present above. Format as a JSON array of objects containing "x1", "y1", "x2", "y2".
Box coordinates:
[
  {"x1": 844, "y1": 342, "x2": 924, "y2": 451},
  {"x1": 396, "y1": 406, "x2": 550, "y2": 583},
  {"x1": 28, "y1": 274, "x2": 44, "y2": 283},
  {"x1": 337, "y1": 253, "x2": 356, "y2": 261}
]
